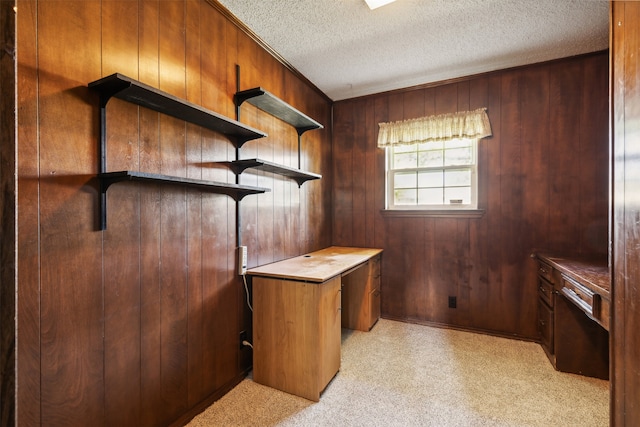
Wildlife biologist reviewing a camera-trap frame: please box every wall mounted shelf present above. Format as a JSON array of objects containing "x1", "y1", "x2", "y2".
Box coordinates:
[
  {"x1": 234, "y1": 87, "x2": 323, "y2": 135},
  {"x1": 219, "y1": 159, "x2": 322, "y2": 187},
  {"x1": 100, "y1": 171, "x2": 268, "y2": 200},
  {"x1": 89, "y1": 73, "x2": 270, "y2": 230},
  {"x1": 90, "y1": 73, "x2": 267, "y2": 147}
]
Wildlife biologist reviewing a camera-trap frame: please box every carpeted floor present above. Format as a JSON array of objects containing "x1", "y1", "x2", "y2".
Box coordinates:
[{"x1": 187, "y1": 319, "x2": 609, "y2": 426}]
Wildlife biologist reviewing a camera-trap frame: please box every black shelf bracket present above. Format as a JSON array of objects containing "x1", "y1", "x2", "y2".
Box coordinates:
[
  {"x1": 219, "y1": 159, "x2": 322, "y2": 187},
  {"x1": 88, "y1": 73, "x2": 270, "y2": 230}
]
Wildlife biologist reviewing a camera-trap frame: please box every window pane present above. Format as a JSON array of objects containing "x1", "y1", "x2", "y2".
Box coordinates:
[
  {"x1": 418, "y1": 150, "x2": 444, "y2": 167},
  {"x1": 444, "y1": 169, "x2": 471, "y2": 186},
  {"x1": 386, "y1": 139, "x2": 478, "y2": 210},
  {"x1": 394, "y1": 143, "x2": 417, "y2": 153},
  {"x1": 418, "y1": 141, "x2": 443, "y2": 151},
  {"x1": 394, "y1": 152, "x2": 418, "y2": 169},
  {"x1": 394, "y1": 172, "x2": 417, "y2": 189},
  {"x1": 445, "y1": 138, "x2": 472, "y2": 149},
  {"x1": 395, "y1": 189, "x2": 417, "y2": 205},
  {"x1": 444, "y1": 147, "x2": 473, "y2": 166},
  {"x1": 418, "y1": 188, "x2": 443, "y2": 205},
  {"x1": 418, "y1": 170, "x2": 443, "y2": 188},
  {"x1": 445, "y1": 187, "x2": 471, "y2": 204}
]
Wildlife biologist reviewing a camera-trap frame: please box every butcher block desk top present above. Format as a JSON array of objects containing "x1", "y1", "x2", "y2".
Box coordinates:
[{"x1": 246, "y1": 246, "x2": 383, "y2": 283}]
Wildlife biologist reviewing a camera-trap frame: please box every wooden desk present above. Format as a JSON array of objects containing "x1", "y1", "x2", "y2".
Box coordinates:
[
  {"x1": 535, "y1": 254, "x2": 610, "y2": 379},
  {"x1": 247, "y1": 246, "x2": 383, "y2": 401}
]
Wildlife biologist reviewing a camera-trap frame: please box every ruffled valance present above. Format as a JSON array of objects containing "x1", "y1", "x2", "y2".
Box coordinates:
[{"x1": 377, "y1": 108, "x2": 492, "y2": 147}]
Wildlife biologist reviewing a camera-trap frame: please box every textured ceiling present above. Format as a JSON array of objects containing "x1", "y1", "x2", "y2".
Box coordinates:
[{"x1": 217, "y1": 0, "x2": 609, "y2": 101}]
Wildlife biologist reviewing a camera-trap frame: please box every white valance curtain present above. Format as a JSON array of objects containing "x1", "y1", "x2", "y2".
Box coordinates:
[{"x1": 377, "y1": 108, "x2": 492, "y2": 148}]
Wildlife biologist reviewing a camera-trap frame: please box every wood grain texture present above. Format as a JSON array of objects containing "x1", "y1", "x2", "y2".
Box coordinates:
[
  {"x1": 0, "y1": 0, "x2": 16, "y2": 424},
  {"x1": 14, "y1": 0, "x2": 332, "y2": 425},
  {"x1": 332, "y1": 52, "x2": 609, "y2": 340},
  {"x1": 612, "y1": 2, "x2": 640, "y2": 424},
  {"x1": 247, "y1": 246, "x2": 383, "y2": 282},
  {"x1": 252, "y1": 275, "x2": 341, "y2": 402},
  {"x1": 16, "y1": 0, "x2": 41, "y2": 422}
]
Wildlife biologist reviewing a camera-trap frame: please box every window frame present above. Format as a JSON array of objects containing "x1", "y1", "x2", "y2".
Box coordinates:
[{"x1": 383, "y1": 138, "x2": 484, "y2": 217}]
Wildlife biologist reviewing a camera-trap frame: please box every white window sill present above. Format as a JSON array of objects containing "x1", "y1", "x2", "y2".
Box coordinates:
[{"x1": 381, "y1": 209, "x2": 485, "y2": 218}]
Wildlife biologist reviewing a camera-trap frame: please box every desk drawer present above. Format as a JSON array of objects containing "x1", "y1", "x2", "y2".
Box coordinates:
[
  {"x1": 538, "y1": 298, "x2": 554, "y2": 354},
  {"x1": 560, "y1": 274, "x2": 601, "y2": 320},
  {"x1": 538, "y1": 277, "x2": 554, "y2": 308},
  {"x1": 537, "y1": 261, "x2": 555, "y2": 284}
]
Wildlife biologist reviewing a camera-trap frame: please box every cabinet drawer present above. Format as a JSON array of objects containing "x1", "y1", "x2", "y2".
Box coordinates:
[
  {"x1": 368, "y1": 287, "x2": 381, "y2": 329},
  {"x1": 560, "y1": 274, "x2": 601, "y2": 320},
  {"x1": 537, "y1": 261, "x2": 554, "y2": 284},
  {"x1": 538, "y1": 298, "x2": 554, "y2": 354},
  {"x1": 538, "y1": 277, "x2": 554, "y2": 308},
  {"x1": 371, "y1": 255, "x2": 381, "y2": 279}
]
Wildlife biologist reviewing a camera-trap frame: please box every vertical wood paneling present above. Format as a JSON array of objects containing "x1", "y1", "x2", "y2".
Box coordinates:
[
  {"x1": 0, "y1": 0, "x2": 16, "y2": 424},
  {"x1": 373, "y1": 96, "x2": 388, "y2": 251},
  {"x1": 548, "y1": 61, "x2": 583, "y2": 254},
  {"x1": 580, "y1": 55, "x2": 609, "y2": 254},
  {"x1": 38, "y1": 1, "x2": 104, "y2": 424},
  {"x1": 157, "y1": 2, "x2": 189, "y2": 423},
  {"x1": 332, "y1": 100, "x2": 354, "y2": 244},
  {"x1": 101, "y1": 2, "x2": 142, "y2": 425},
  {"x1": 612, "y1": 2, "x2": 640, "y2": 424},
  {"x1": 467, "y1": 77, "x2": 490, "y2": 328},
  {"x1": 137, "y1": 1, "x2": 163, "y2": 423},
  {"x1": 352, "y1": 98, "x2": 368, "y2": 246},
  {"x1": 334, "y1": 52, "x2": 609, "y2": 339},
  {"x1": 16, "y1": 0, "x2": 41, "y2": 424},
  {"x1": 15, "y1": 0, "x2": 332, "y2": 425},
  {"x1": 185, "y1": 0, "x2": 205, "y2": 409}
]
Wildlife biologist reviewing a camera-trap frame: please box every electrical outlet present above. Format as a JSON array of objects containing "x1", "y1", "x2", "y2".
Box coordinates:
[
  {"x1": 239, "y1": 330, "x2": 247, "y2": 349},
  {"x1": 237, "y1": 245, "x2": 247, "y2": 275},
  {"x1": 448, "y1": 296, "x2": 457, "y2": 308}
]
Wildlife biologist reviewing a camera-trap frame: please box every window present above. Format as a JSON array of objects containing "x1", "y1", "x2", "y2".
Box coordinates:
[
  {"x1": 386, "y1": 138, "x2": 477, "y2": 210},
  {"x1": 377, "y1": 108, "x2": 490, "y2": 215}
]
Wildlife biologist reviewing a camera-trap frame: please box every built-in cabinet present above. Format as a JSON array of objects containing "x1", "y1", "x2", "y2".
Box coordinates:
[
  {"x1": 536, "y1": 259, "x2": 556, "y2": 361},
  {"x1": 535, "y1": 255, "x2": 609, "y2": 380}
]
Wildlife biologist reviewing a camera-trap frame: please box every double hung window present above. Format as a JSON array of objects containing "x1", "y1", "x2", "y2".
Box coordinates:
[
  {"x1": 377, "y1": 108, "x2": 490, "y2": 214},
  {"x1": 386, "y1": 138, "x2": 477, "y2": 210}
]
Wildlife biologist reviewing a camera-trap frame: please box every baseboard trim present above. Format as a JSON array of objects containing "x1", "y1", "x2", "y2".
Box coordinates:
[
  {"x1": 169, "y1": 367, "x2": 252, "y2": 427},
  {"x1": 380, "y1": 315, "x2": 538, "y2": 343}
]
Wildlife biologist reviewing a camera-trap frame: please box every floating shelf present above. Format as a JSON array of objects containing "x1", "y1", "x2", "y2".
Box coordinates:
[
  {"x1": 234, "y1": 87, "x2": 324, "y2": 135},
  {"x1": 220, "y1": 159, "x2": 322, "y2": 187},
  {"x1": 89, "y1": 73, "x2": 267, "y2": 147}
]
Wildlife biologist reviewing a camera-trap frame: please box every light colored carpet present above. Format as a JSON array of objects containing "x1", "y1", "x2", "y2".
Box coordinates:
[{"x1": 187, "y1": 319, "x2": 609, "y2": 426}]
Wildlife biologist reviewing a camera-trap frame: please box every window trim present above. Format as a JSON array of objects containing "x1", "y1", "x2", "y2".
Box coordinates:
[
  {"x1": 380, "y1": 208, "x2": 485, "y2": 218},
  {"x1": 384, "y1": 139, "x2": 479, "y2": 212}
]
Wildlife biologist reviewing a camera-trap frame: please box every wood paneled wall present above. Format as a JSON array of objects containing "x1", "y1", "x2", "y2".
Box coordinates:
[
  {"x1": 611, "y1": 2, "x2": 640, "y2": 425},
  {"x1": 1, "y1": 0, "x2": 16, "y2": 425},
  {"x1": 15, "y1": 1, "x2": 331, "y2": 425},
  {"x1": 332, "y1": 52, "x2": 609, "y2": 339}
]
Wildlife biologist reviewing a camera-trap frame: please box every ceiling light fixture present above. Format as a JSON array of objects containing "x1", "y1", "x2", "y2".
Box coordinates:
[{"x1": 365, "y1": 0, "x2": 396, "y2": 10}]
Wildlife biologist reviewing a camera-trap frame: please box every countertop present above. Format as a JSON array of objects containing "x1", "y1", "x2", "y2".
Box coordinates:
[
  {"x1": 537, "y1": 254, "x2": 610, "y2": 299},
  {"x1": 246, "y1": 246, "x2": 383, "y2": 282}
]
